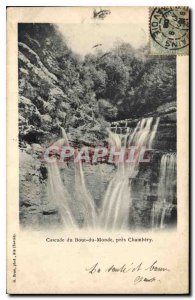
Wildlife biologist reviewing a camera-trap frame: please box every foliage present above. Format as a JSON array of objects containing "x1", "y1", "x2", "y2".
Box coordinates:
[{"x1": 18, "y1": 23, "x2": 176, "y2": 145}]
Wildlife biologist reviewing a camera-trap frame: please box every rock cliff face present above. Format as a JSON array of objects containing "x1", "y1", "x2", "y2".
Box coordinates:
[
  {"x1": 18, "y1": 23, "x2": 177, "y2": 230},
  {"x1": 18, "y1": 24, "x2": 108, "y2": 149}
]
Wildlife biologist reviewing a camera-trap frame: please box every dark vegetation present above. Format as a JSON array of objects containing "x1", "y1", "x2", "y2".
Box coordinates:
[{"x1": 18, "y1": 23, "x2": 176, "y2": 145}]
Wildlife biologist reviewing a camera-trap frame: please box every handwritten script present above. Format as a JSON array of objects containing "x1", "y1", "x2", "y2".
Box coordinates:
[{"x1": 86, "y1": 260, "x2": 170, "y2": 285}]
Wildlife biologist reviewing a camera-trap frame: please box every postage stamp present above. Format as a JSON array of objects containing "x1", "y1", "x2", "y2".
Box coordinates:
[{"x1": 149, "y1": 7, "x2": 189, "y2": 55}]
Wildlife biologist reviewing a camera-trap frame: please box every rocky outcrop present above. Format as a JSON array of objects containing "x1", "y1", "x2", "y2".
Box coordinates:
[{"x1": 18, "y1": 25, "x2": 108, "y2": 149}]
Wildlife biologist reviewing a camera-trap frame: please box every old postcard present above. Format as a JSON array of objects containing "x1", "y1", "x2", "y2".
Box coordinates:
[{"x1": 7, "y1": 6, "x2": 189, "y2": 294}]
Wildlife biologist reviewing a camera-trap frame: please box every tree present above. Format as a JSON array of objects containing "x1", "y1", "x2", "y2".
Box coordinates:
[{"x1": 98, "y1": 99, "x2": 118, "y2": 121}]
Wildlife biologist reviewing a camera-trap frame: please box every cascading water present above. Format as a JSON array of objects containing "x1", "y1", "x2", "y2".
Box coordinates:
[
  {"x1": 46, "y1": 126, "x2": 76, "y2": 227},
  {"x1": 149, "y1": 117, "x2": 160, "y2": 148},
  {"x1": 47, "y1": 160, "x2": 75, "y2": 227},
  {"x1": 99, "y1": 131, "x2": 131, "y2": 230},
  {"x1": 60, "y1": 126, "x2": 69, "y2": 144},
  {"x1": 62, "y1": 125, "x2": 97, "y2": 227},
  {"x1": 46, "y1": 118, "x2": 160, "y2": 230},
  {"x1": 47, "y1": 126, "x2": 97, "y2": 228},
  {"x1": 151, "y1": 153, "x2": 177, "y2": 229},
  {"x1": 75, "y1": 160, "x2": 97, "y2": 228},
  {"x1": 99, "y1": 117, "x2": 160, "y2": 230}
]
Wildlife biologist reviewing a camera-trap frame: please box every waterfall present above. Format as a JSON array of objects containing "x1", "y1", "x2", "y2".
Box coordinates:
[
  {"x1": 99, "y1": 117, "x2": 160, "y2": 230},
  {"x1": 151, "y1": 153, "x2": 177, "y2": 229},
  {"x1": 75, "y1": 161, "x2": 97, "y2": 228},
  {"x1": 68, "y1": 124, "x2": 97, "y2": 227},
  {"x1": 47, "y1": 126, "x2": 97, "y2": 228},
  {"x1": 47, "y1": 161, "x2": 75, "y2": 227},
  {"x1": 60, "y1": 126, "x2": 69, "y2": 144},
  {"x1": 46, "y1": 127, "x2": 74, "y2": 227},
  {"x1": 149, "y1": 117, "x2": 160, "y2": 148},
  {"x1": 99, "y1": 132, "x2": 131, "y2": 229},
  {"x1": 46, "y1": 118, "x2": 161, "y2": 230}
]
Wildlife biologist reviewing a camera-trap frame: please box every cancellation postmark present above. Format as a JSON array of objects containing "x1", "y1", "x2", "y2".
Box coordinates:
[{"x1": 149, "y1": 7, "x2": 189, "y2": 55}]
